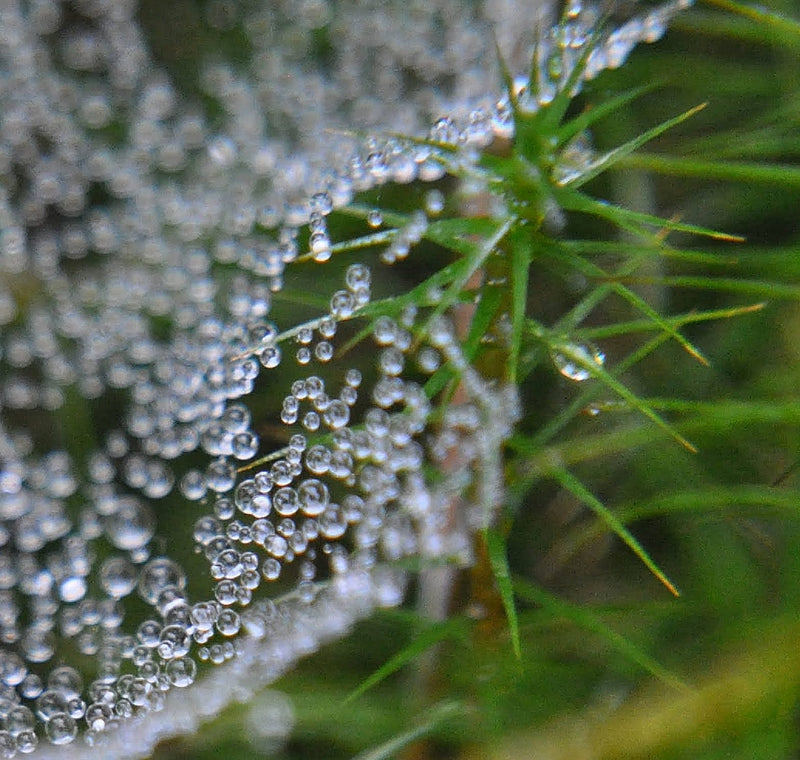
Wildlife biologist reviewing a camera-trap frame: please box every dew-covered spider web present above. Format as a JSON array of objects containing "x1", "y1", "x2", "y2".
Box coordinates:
[{"x1": 0, "y1": 0, "x2": 690, "y2": 756}]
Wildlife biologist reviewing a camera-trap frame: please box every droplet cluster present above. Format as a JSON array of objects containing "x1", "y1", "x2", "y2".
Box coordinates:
[{"x1": 0, "y1": 0, "x2": 691, "y2": 755}]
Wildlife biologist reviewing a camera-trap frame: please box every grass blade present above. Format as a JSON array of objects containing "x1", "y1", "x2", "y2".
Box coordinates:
[
  {"x1": 702, "y1": 0, "x2": 800, "y2": 39},
  {"x1": 578, "y1": 302, "x2": 765, "y2": 340},
  {"x1": 561, "y1": 104, "x2": 708, "y2": 189},
  {"x1": 557, "y1": 189, "x2": 745, "y2": 243},
  {"x1": 557, "y1": 86, "x2": 654, "y2": 145},
  {"x1": 351, "y1": 701, "x2": 464, "y2": 760},
  {"x1": 618, "y1": 275, "x2": 800, "y2": 300},
  {"x1": 618, "y1": 153, "x2": 800, "y2": 186},
  {"x1": 344, "y1": 618, "x2": 468, "y2": 704},
  {"x1": 420, "y1": 216, "x2": 516, "y2": 339},
  {"x1": 508, "y1": 231, "x2": 532, "y2": 383},
  {"x1": 513, "y1": 578, "x2": 687, "y2": 690},
  {"x1": 551, "y1": 340, "x2": 698, "y2": 452},
  {"x1": 484, "y1": 527, "x2": 522, "y2": 660},
  {"x1": 615, "y1": 485, "x2": 800, "y2": 525},
  {"x1": 551, "y1": 466, "x2": 680, "y2": 597},
  {"x1": 610, "y1": 283, "x2": 709, "y2": 365}
]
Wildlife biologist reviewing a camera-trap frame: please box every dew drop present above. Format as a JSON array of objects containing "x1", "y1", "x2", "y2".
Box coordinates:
[
  {"x1": 259, "y1": 345, "x2": 281, "y2": 369},
  {"x1": 330, "y1": 290, "x2": 356, "y2": 319},
  {"x1": 105, "y1": 497, "x2": 155, "y2": 551},
  {"x1": 180, "y1": 470, "x2": 207, "y2": 501},
  {"x1": 138, "y1": 558, "x2": 186, "y2": 606},
  {"x1": 424, "y1": 189, "x2": 445, "y2": 215},
  {"x1": 262, "y1": 558, "x2": 281, "y2": 581},
  {"x1": 99, "y1": 557, "x2": 137, "y2": 599},
  {"x1": 273, "y1": 487, "x2": 299, "y2": 517},
  {"x1": 310, "y1": 231, "x2": 331, "y2": 262},
  {"x1": 297, "y1": 479, "x2": 329, "y2": 517},
  {"x1": 322, "y1": 399, "x2": 349, "y2": 430},
  {"x1": 216, "y1": 609, "x2": 241, "y2": 637},
  {"x1": 417, "y1": 347, "x2": 441, "y2": 373},
  {"x1": 314, "y1": 341, "x2": 334, "y2": 362},
  {"x1": 310, "y1": 192, "x2": 333, "y2": 216},
  {"x1": 345, "y1": 263, "x2": 371, "y2": 292},
  {"x1": 552, "y1": 343, "x2": 605, "y2": 382},
  {"x1": 302, "y1": 411, "x2": 320, "y2": 431},
  {"x1": 231, "y1": 432, "x2": 259, "y2": 460},
  {"x1": 44, "y1": 712, "x2": 77, "y2": 745},
  {"x1": 319, "y1": 506, "x2": 347, "y2": 540}
]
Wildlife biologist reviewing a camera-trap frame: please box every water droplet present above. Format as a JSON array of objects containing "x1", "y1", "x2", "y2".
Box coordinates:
[
  {"x1": 552, "y1": 343, "x2": 605, "y2": 382},
  {"x1": 417, "y1": 347, "x2": 441, "y2": 373},
  {"x1": 379, "y1": 347, "x2": 404, "y2": 376},
  {"x1": 309, "y1": 231, "x2": 331, "y2": 262},
  {"x1": 330, "y1": 290, "x2": 356, "y2": 319},
  {"x1": 424, "y1": 189, "x2": 445, "y2": 215},
  {"x1": 273, "y1": 487, "x2": 299, "y2": 517},
  {"x1": 310, "y1": 192, "x2": 333, "y2": 216},
  {"x1": 138, "y1": 558, "x2": 186, "y2": 606},
  {"x1": 314, "y1": 341, "x2": 334, "y2": 362},
  {"x1": 105, "y1": 497, "x2": 155, "y2": 551},
  {"x1": 216, "y1": 609, "x2": 241, "y2": 636},
  {"x1": 345, "y1": 263, "x2": 371, "y2": 291},
  {"x1": 208, "y1": 136, "x2": 237, "y2": 168},
  {"x1": 262, "y1": 558, "x2": 281, "y2": 581},
  {"x1": 99, "y1": 557, "x2": 137, "y2": 598},
  {"x1": 165, "y1": 657, "x2": 197, "y2": 689},
  {"x1": 297, "y1": 479, "x2": 329, "y2": 517},
  {"x1": 373, "y1": 316, "x2": 396, "y2": 345},
  {"x1": 44, "y1": 712, "x2": 77, "y2": 745},
  {"x1": 259, "y1": 345, "x2": 282, "y2": 369},
  {"x1": 180, "y1": 470, "x2": 208, "y2": 501},
  {"x1": 319, "y1": 506, "x2": 347, "y2": 539},
  {"x1": 206, "y1": 457, "x2": 237, "y2": 493},
  {"x1": 231, "y1": 432, "x2": 259, "y2": 460},
  {"x1": 322, "y1": 399, "x2": 349, "y2": 430},
  {"x1": 158, "y1": 625, "x2": 191, "y2": 659}
]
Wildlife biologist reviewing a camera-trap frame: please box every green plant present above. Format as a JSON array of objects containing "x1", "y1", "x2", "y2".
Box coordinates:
[{"x1": 2, "y1": 1, "x2": 800, "y2": 759}]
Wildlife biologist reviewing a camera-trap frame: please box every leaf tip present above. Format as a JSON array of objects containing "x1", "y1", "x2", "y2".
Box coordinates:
[
  {"x1": 663, "y1": 577, "x2": 681, "y2": 598},
  {"x1": 685, "y1": 344, "x2": 711, "y2": 366},
  {"x1": 713, "y1": 231, "x2": 747, "y2": 243}
]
